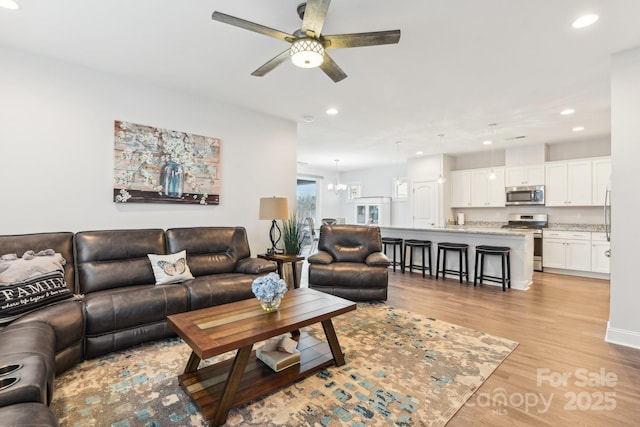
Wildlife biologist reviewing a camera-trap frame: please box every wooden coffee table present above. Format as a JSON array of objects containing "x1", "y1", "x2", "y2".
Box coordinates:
[{"x1": 167, "y1": 288, "x2": 356, "y2": 426}]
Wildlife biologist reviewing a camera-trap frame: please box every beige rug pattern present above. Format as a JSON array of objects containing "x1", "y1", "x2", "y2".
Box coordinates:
[{"x1": 51, "y1": 303, "x2": 518, "y2": 426}]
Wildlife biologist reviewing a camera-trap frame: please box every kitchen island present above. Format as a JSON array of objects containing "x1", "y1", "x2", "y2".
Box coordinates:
[{"x1": 380, "y1": 226, "x2": 535, "y2": 290}]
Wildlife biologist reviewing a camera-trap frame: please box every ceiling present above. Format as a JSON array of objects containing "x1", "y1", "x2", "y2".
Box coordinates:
[{"x1": 1, "y1": 0, "x2": 639, "y2": 171}]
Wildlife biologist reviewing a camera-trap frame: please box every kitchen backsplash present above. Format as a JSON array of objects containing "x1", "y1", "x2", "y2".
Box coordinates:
[
  {"x1": 447, "y1": 219, "x2": 605, "y2": 232},
  {"x1": 452, "y1": 206, "x2": 605, "y2": 227}
]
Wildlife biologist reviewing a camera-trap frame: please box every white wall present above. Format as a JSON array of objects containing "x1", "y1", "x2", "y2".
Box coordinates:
[
  {"x1": 546, "y1": 137, "x2": 611, "y2": 161},
  {"x1": 607, "y1": 46, "x2": 640, "y2": 349},
  {"x1": 0, "y1": 46, "x2": 297, "y2": 253},
  {"x1": 453, "y1": 149, "x2": 506, "y2": 170},
  {"x1": 505, "y1": 145, "x2": 546, "y2": 166},
  {"x1": 340, "y1": 164, "x2": 407, "y2": 225}
]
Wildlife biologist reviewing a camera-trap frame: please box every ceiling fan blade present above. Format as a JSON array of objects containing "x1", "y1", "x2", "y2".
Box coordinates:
[
  {"x1": 251, "y1": 49, "x2": 291, "y2": 77},
  {"x1": 301, "y1": 0, "x2": 331, "y2": 37},
  {"x1": 319, "y1": 53, "x2": 347, "y2": 82},
  {"x1": 212, "y1": 11, "x2": 294, "y2": 43},
  {"x1": 323, "y1": 30, "x2": 401, "y2": 49}
]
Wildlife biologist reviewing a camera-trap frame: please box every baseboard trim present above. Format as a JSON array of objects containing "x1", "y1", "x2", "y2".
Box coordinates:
[
  {"x1": 542, "y1": 268, "x2": 610, "y2": 280},
  {"x1": 605, "y1": 321, "x2": 640, "y2": 349}
]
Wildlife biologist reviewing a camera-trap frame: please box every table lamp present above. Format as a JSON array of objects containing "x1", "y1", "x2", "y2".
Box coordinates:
[{"x1": 259, "y1": 197, "x2": 289, "y2": 254}]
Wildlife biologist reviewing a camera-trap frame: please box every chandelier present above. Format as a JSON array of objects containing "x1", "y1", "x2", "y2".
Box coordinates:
[{"x1": 327, "y1": 159, "x2": 347, "y2": 194}]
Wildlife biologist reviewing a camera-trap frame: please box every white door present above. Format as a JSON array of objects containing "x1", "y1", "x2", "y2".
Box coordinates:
[{"x1": 412, "y1": 180, "x2": 438, "y2": 228}]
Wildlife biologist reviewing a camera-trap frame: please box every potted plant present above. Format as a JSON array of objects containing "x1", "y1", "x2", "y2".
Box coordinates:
[{"x1": 281, "y1": 212, "x2": 305, "y2": 255}]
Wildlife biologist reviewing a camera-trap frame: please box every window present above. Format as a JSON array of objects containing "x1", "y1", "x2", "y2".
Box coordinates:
[{"x1": 296, "y1": 179, "x2": 317, "y2": 221}]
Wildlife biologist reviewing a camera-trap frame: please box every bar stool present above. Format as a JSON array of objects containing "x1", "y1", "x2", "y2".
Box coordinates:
[
  {"x1": 474, "y1": 245, "x2": 511, "y2": 291},
  {"x1": 403, "y1": 239, "x2": 432, "y2": 277},
  {"x1": 381, "y1": 237, "x2": 404, "y2": 272},
  {"x1": 436, "y1": 242, "x2": 469, "y2": 283}
]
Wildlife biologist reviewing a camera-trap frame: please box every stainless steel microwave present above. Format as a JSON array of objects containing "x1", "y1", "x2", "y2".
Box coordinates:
[{"x1": 505, "y1": 185, "x2": 545, "y2": 205}]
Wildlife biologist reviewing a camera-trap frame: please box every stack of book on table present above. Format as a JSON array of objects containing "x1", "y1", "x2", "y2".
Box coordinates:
[{"x1": 256, "y1": 333, "x2": 300, "y2": 372}]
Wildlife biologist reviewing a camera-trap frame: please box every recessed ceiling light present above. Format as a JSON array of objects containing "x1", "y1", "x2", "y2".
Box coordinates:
[
  {"x1": 416, "y1": 151, "x2": 423, "y2": 155},
  {"x1": 483, "y1": 140, "x2": 492, "y2": 145},
  {"x1": 572, "y1": 14, "x2": 599, "y2": 29},
  {"x1": 0, "y1": 0, "x2": 20, "y2": 10},
  {"x1": 326, "y1": 107, "x2": 338, "y2": 115},
  {"x1": 561, "y1": 108, "x2": 575, "y2": 115},
  {"x1": 573, "y1": 126, "x2": 585, "y2": 132}
]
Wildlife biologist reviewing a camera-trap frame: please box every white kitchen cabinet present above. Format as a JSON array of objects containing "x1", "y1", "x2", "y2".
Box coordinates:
[
  {"x1": 470, "y1": 167, "x2": 505, "y2": 207},
  {"x1": 354, "y1": 197, "x2": 391, "y2": 226},
  {"x1": 505, "y1": 164, "x2": 545, "y2": 187},
  {"x1": 543, "y1": 230, "x2": 591, "y2": 271},
  {"x1": 545, "y1": 160, "x2": 592, "y2": 206},
  {"x1": 591, "y1": 158, "x2": 612, "y2": 206},
  {"x1": 591, "y1": 232, "x2": 611, "y2": 274},
  {"x1": 450, "y1": 170, "x2": 471, "y2": 208}
]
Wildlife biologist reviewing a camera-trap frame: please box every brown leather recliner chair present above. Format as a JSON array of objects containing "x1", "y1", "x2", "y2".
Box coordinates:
[{"x1": 307, "y1": 225, "x2": 390, "y2": 301}]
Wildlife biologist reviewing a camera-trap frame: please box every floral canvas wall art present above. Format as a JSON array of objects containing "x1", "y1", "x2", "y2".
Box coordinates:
[{"x1": 113, "y1": 121, "x2": 220, "y2": 205}]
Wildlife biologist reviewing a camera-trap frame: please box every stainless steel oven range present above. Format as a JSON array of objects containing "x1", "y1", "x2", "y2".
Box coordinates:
[{"x1": 501, "y1": 213, "x2": 548, "y2": 272}]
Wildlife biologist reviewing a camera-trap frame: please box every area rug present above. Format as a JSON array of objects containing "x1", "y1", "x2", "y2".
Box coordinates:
[{"x1": 51, "y1": 303, "x2": 518, "y2": 426}]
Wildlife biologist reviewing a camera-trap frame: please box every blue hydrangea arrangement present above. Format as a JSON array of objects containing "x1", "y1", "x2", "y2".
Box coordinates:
[{"x1": 252, "y1": 272, "x2": 288, "y2": 302}]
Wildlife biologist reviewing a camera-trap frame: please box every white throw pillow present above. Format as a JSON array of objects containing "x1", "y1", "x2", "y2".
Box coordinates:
[{"x1": 147, "y1": 250, "x2": 194, "y2": 285}]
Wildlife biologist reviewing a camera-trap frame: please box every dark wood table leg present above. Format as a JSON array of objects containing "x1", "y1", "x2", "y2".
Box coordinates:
[
  {"x1": 321, "y1": 319, "x2": 346, "y2": 366},
  {"x1": 211, "y1": 345, "x2": 253, "y2": 427},
  {"x1": 183, "y1": 351, "x2": 201, "y2": 374},
  {"x1": 291, "y1": 261, "x2": 299, "y2": 289},
  {"x1": 276, "y1": 261, "x2": 284, "y2": 279}
]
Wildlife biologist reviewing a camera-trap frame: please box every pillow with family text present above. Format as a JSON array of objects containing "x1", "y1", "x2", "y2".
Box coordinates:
[
  {"x1": 0, "y1": 269, "x2": 75, "y2": 324},
  {"x1": 147, "y1": 250, "x2": 194, "y2": 285}
]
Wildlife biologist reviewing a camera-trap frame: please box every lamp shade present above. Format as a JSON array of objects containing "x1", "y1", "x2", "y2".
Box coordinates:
[{"x1": 259, "y1": 197, "x2": 289, "y2": 220}]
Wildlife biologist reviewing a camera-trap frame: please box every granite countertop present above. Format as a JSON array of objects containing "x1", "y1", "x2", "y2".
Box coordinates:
[
  {"x1": 380, "y1": 224, "x2": 534, "y2": 236},
  {"x1": 546, "y1": 223, "x2": 606, "y2": 232},
  {"x1": 381, "y1": 221, "x2": 606, "y2": 234}
]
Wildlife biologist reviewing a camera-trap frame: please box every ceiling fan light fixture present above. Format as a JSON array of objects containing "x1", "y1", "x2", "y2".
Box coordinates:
[
  {"x1": 290, "y1": 38, "x2": 324, "y2": 68},
  {"x1": 0, "y1": 0, "x2": 19, "y2": 10},
  {"x1": 572, "y1": 14, "x2": 599, "y2": 29}
]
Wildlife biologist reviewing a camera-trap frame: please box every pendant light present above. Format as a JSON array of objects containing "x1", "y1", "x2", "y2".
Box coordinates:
[
  {"x1": 327, "y1": 159, "x2": 347, "y2": 194},
  {"x1": 487, "y1": 124, "x2": 497, "y2": 180},
  {"x1": 437, "y1": 134, "x2": 446, "y2": 184},
  {"x1": 394, "y1": 141, "x2": 403, "y2": 186}
]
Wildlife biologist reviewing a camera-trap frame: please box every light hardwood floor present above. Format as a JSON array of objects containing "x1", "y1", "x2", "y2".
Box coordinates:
[{"x1": 383, "y1": 270, "x2": 640, "y2": 426}]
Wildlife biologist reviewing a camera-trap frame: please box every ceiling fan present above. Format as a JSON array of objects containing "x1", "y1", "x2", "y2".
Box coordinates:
[{"x1": 212, "y1": 0, "x2": 401, "y2": 82}]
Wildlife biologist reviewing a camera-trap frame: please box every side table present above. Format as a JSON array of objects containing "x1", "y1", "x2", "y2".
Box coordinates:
[{"x1": 257, "y1": 253, "x2": 305, "y2": 289}]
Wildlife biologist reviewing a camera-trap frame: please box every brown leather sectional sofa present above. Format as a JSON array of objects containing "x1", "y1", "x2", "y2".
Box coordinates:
[{"x1": 0, "y1": 227, "x2": 276, "y2": 426}]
